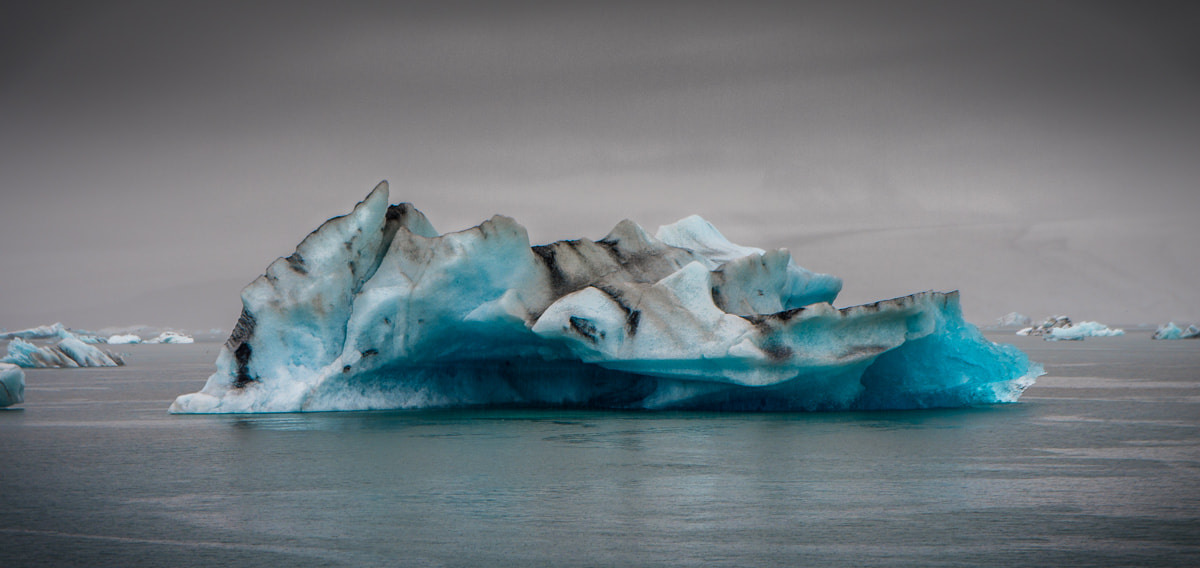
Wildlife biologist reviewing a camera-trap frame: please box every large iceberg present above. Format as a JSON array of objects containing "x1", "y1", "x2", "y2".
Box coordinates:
[
  {"x1": 0, "y1": 363, "x2": 23, "y2": 407},
  {"x1": 170, "y1": 182, "x2": 1041, "y2": 414}
]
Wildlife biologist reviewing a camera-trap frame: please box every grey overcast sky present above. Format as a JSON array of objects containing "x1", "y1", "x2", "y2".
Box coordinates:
[{"x1": 1, "y1": 0, "x2": 1198, "y2": 331}]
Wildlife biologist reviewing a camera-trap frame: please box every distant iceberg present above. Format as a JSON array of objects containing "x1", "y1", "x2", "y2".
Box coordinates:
[
  {"x1": 170, "y1": 181, "x2": 1041, "y2": 414},
  {"x1": 994, "y1": 312, "x2": 1032, "y2": 328},
  {"x1": 1017, "y1": 316, "x2": 1124, "y2": 341},
  {"x1": 1153, "y1": 322, "x2": 1200, "y2": 340},
  {"x1": 0, "y1": 322, "x2": 104, "y2": 344},
  {"x1": 0, "y1": 322, "x2": 68, "y2": 340},
  {"x1": 3, "y1": 330, "x2": 125, "y2": 368},
  {"x1": 0, "y1": 363, "x2": 23, "y2": 407},
  {"x1": 104, "y1": 330, "x2": 195, "y2": 344},
  {"x1": 1047, "y1": 321, "x2": 1125, "y2": 341},
  {"x1": 144, "y1": 331, "x2": 194, "y2": 344}
]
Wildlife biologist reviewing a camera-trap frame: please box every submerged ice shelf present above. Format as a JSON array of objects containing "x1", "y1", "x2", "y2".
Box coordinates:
[{"x1": 171, "y1": 182, "x2": 1041, "y2": 414}]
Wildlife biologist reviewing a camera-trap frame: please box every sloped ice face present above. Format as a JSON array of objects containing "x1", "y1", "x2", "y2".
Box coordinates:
[{"x1": 170, "y1": 182, "x2": 1041, "y2": 413}]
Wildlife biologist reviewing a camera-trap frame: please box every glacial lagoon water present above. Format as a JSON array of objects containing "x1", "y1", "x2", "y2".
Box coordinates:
[{"x1": 1, "y1": 333, "x2": 1197, "y2": 567}]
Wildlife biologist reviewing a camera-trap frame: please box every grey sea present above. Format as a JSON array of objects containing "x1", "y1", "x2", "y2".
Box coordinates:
[{"x1": 1, "y1": 332, "x2": 1197, "y2": 567}]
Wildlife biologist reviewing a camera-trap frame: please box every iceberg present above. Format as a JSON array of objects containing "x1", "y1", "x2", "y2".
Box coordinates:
[
  {"x1": 144, "y1": 331, "x2": 194, "y2": 344},
  {"x1": 1046, "y1": 321, "x2": 1124, "y2": 341},
  {"x1": 107, "y1": 334, "x2": 142, "y2": 345},
  {"x1": 994, "y1": 312, "x2": 1032, "y2": 328},
  {"x1": 3, "y1": 330, "x2": 125, "y2": 368},
  {"x1": 0, "y1": 322, "x2": 104, "y2": 343},
  {"x1": 1018, "y1": 316, "x2": 1124, "y2": 341},
  {"x1": 1152, "y1": 322, "x2": 1200, "y2": 340},
  {"x1": 170, "y1": 181, "x2": 1041, "y2": 414},
  {"x1": 0, "y1": 322, "x2": 69, "y2": 340},
  {"x1": 0, "y1": 363, "x2": 23, "y2": 407}
]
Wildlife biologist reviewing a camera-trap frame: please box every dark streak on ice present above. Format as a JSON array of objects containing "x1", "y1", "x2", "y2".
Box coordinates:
[
  {"x1": 532, "y1": 244, "x2": 568, "y2": 297},
  {"x1": 233, "y1": 343, "x2": 255, "y2": 388},
  {"x1": 569, "y1": 316, "x2": 602, "y2": 343},
  {"x1": 626, "y1": 310, "x2": 641, "y2": 335},
  {"x1": 227, "y1": 309, "x2": 257, "y2": 388},
  {"x1": 710, "y1": 285, "x2": 725, "y2": 312},
  {"x1": 285, "y1": 253, "x2": 307, "y2": 275},
  {"x1": 760, "y1": 340, "x2": 793, "y2": 361},
  {"x1": 743, "y1": 307, "x2": 805, "y2": 326},
  {"x1": 596, "y1": 285, "x2": 641, "y2": 336}
]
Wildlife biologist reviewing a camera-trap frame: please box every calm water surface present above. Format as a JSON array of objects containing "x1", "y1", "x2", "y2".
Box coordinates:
[{"x1": 1, "y1": 333, "x2": 1197, "y2": 567}]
